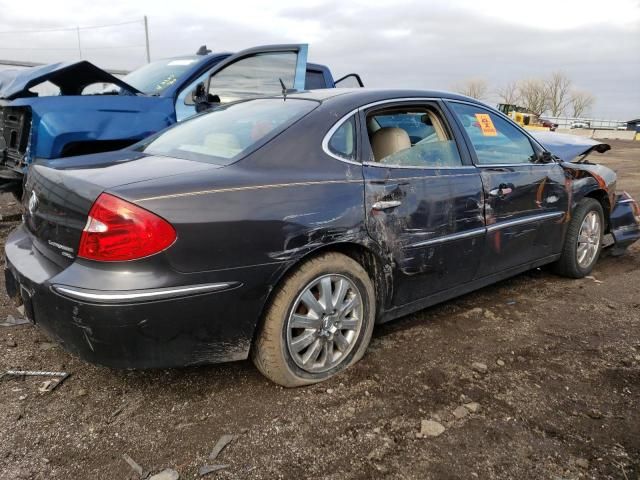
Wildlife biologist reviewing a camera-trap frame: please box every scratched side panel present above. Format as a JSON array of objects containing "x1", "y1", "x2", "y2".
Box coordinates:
[
  {"x1": 477, "y1": 164, "x2": 569, "y2": 276},
  {"x1": 363, "y1": 166, "x2": 485, "y2": 307},
  {"x1": 112, "y1": 100, "x2": 368, "y2": 274}
]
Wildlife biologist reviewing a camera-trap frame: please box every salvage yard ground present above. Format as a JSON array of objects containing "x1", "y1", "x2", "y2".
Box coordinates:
[{"x1": 1, "y1": 140, "x2": 639, "y2": 480}]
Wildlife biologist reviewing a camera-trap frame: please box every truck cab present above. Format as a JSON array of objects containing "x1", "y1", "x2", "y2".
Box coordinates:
[{"x1": 0, "y1": 44, "x2": 363, "y2": 195}]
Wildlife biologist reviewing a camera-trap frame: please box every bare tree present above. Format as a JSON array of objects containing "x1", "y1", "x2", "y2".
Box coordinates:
[
  {"x1": 570, "y1": 90, "x2": 595, "y2": 118},
  {"x1": 546, "y1": 71, "x2": 572, "y2": 117},
  {"x1": 496, "y1": 80, "x2": 520, "y2": 105},
  {"x1": 519, "y1": 79, "x2": 548, "y2": 116},
  {"x1": 453, "y1": 78, "x2": 488, "y2": 100}
]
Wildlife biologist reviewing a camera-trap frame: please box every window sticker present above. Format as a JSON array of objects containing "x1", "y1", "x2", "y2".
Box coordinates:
[
  {"x1": 167, "y1": 59, "x2": 197, "y2": 66},
  {"x1": 475, "y1": 113, "x2": 497, "y2": 136}
]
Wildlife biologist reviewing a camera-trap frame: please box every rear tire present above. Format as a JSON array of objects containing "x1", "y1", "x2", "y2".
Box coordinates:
[
  {"x1": 252, "y1": 252, "x2": 375, "y2": 387},
  {"x1": 553, "y1": 198, "x2": 604, "y2": 278}
]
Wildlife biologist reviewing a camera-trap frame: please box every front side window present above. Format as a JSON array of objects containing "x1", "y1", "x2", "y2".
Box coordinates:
[
  {"x1": 365, "y1": 107, "x2": 462, "y2": 168},
  {"x1": 208, "y1": 52, "x2": 298, "y2": 103},
  {"x1": 142, "y1": 98, "x2": 317, "y2": 165},
  {"x1": 327, "y1": 116, "x2": 356, "y2": 160},
  {"x1": 449, "y1": 102, "x2": 536, "y2": 165}
]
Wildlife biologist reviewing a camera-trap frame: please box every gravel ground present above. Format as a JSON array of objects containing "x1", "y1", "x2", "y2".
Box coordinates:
[{"x1": 1, "y1": 140, "x2": 639, "y2": 480}]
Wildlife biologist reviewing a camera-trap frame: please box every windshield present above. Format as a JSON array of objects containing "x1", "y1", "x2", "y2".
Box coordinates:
[
  {"x1": 123, "y1": 57, "x2": 201, "y2": 94},
  {"x1": 142, "y1": 98, "x2": 318, "y2": 165}
]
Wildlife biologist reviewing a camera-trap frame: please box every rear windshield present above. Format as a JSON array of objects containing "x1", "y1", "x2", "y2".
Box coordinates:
[{"x1": 141, "y1": 98, "x2": 317, "y2": 165}]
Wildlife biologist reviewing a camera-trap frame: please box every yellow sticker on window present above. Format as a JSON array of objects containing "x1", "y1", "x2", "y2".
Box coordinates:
[{"x1": 475, "y1": 113, "x2": 497, "y2": 136}]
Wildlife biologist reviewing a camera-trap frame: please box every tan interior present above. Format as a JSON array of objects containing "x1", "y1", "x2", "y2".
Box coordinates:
[{"x1": 371, "y1": 127, "x2": 411, "y2": 162}]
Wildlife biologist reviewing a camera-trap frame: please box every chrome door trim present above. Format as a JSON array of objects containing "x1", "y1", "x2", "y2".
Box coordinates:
[
  {"x1": 487, "y1": 211, "x2": 564, "y2": 232},
  {"x1": 408, "y1": 227, "x2": 486, "y2": 248}
]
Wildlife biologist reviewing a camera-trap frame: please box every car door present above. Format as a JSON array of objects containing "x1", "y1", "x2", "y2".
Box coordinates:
[
  {"x1": 360, "y1": 100, "x2": 485, "y2": 306},
  {"x1": 446, "y1": 101, "x2": 569, "y2": 277},
  {"x1": 175, "y1": 44, "x2": 308, "y2": 121}
]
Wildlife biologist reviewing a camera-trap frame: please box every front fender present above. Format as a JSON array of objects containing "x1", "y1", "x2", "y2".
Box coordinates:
[{"x1": 561, "y1": 161, "x2": 617, "y2": 213}]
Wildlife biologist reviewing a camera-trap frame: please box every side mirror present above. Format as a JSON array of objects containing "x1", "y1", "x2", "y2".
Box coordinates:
[
  {"x1": 191, "y1": 82, "x2": 220, "y2": 113},
  {"x1": 537, "y1": 151, "x2": 554, "y2": 163}
]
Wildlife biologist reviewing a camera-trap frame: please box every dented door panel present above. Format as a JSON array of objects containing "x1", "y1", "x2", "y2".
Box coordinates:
[
  {"x1": 363, "y1": 165, "x2": 485, "y2": 306},
  {"x1": 478, "y1": 164, "x2": 569, "y2": 276}
]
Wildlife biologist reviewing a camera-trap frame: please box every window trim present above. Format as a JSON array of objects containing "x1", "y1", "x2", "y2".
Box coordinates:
[
  {"x1": 321, "y1": 108, "x2": 361, "y2": 165},
  {"x1": 321, "y1": 97, "x2": 479, "y2": 169},
  {"x1": 325, "y1": 113, "x2": 358, "y2": 162},
  {"x1": 361, "y1": 100, "x2": 467, "y2": 170},
  {"x1": 444, "y1": 99, "x2": 551, "y2": 168}
]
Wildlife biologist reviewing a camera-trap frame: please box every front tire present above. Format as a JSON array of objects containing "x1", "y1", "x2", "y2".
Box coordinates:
[
  {"x1": 553, "y1": 198, "x2": 604, "y2": 278},
  {"x1": 252, "y1": 252, "x2": 376, "y2": 387}
]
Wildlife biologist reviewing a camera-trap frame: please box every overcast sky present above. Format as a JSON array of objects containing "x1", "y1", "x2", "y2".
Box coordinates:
[{"x1": 0, "y1": 0, "x2": 638, "y2": 119}]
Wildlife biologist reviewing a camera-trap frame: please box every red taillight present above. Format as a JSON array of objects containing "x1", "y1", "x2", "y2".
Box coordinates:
[{"x1": 78, "y1": 193, "x2": 176, "y2": 261}]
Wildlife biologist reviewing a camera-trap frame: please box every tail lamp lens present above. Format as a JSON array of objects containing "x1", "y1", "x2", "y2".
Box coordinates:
[{"x1": 78, "y1": 193, "x2": 176, "y2": 261}]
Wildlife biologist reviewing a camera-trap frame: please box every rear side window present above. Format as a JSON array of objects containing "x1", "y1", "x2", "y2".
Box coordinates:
[
  {"x1": 142, "y1": 98, "x2": 317, "y2": 164},
  {"x1": 327, "y1": 116, "x2": 356, "y2": 160},
  {"x1": 365, "y1": 107, "x2": 462, "y2": 168},
  {"x1": 305, "y1": 70, "x2": 327, "y2": 89},
  {"x1": 450, "y1": 102, "x2": 535, "y2": 165}
]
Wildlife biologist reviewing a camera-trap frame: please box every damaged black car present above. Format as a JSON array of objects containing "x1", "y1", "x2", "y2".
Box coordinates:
[{"x1": 5, "y1": 90, "x2": 640, "y2": 386}]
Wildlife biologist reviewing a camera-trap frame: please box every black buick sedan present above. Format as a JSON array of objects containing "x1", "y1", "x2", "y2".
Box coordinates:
[{"x1": 5, "y1": 90, "x2": 640, "y2": 387}]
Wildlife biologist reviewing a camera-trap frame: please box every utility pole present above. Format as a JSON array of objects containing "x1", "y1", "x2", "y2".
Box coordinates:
[
  {"x1": 76, "y1": 26, "x2": 82, "y2": 59},
  {"x1": 144, "y1": 16, "x2": 151, "y2": 63}
]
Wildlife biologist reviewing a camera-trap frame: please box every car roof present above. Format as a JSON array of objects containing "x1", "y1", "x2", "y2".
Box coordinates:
[{"x1": 288, "y1": 88, "x2": 491, "y2": 109}]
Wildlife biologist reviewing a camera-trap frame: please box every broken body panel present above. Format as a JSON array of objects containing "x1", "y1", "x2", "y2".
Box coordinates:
[{"x1": 4, "y1": 90, "x2": 639, "y2": 369}]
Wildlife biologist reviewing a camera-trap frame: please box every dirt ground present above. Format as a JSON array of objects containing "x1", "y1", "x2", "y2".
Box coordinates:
[{"x1": 0, "y1": 140, "x2": 638, "y2": 480}]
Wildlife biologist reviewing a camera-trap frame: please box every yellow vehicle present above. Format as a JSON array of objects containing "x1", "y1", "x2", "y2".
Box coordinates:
[{"x1": 497, "y1": 104, "x2": 555, "y2": 131}]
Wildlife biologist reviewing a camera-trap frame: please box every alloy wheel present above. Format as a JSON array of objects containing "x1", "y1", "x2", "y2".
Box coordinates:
[
  {"x1": 286, "y1": 274, "x2": 363, "y2": 373},
  {"x1": 576, "y1": 211, "x2": 601, "y2": 268}
]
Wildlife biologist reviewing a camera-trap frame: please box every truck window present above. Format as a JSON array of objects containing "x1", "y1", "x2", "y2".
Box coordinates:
[{"x1": 305, "y1": 70, "x2": 327, "y2": 89}]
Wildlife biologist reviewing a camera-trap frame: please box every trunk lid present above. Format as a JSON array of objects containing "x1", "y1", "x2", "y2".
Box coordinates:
[{"x1": 23, "y1": 151, "x2": 217, "y2": 265}]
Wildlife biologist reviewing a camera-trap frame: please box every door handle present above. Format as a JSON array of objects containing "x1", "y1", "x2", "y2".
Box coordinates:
[
  {"x1": 372, "y1": 200, "x2": 402, "y2": 211},
  {"x1": 489, "y1": 185, "x2": 513, "y2": 198}
]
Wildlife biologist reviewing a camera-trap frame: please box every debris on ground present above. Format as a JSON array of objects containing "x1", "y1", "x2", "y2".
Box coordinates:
[
  {"x1": 419, "y1": 420, "x2": 445, "y2": 437},
  {"x1": 149, "y1": 468, "x2": 179, "y2": 480},
  {"x1": 575, "y1": 458, "x2": 589, "y2": 469},
  {"x1": 464, "y1": 402, "x2": 481, "y2": 413},
  {"x1": 461, "y1": 307, "x2": 483, "y2": 318},
  {"x1": 0, "y1": 314, "x2": 29, "y2": 327},
  {"x1": 122, "y1": 453, "x2": 146, "y2": 478},
  {"x1": 471, "y1": 362, "x2": 488, "y2": 374},
  {"x1": 1, "y1": 370, "x2": 70, "y2": 392},
  {"x1": 452, "y1": 406, "x2": 469, "y2": 419},
  {"x1": 198, "y1": 464, "x2": 228, "y2": 476},
  {"x1": 209, "y1": 434, "x2": 236, "y2": 460}
]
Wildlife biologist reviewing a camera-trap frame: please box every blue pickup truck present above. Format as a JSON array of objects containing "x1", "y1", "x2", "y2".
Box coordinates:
[{"x1": 0, "y1": 44, "x2": 362, "y2": 194}]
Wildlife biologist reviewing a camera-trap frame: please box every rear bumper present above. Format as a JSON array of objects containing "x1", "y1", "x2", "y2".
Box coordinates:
[
  {"x1": 4, "y1": 224, "x2": 274, "y2": 369},
  {"x1": 610, "y1": 192, "x2": 640, "y2": 250}
]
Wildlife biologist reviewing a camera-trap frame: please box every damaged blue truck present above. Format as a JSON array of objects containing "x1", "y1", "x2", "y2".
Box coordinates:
[{"x1": 0, "y1": 43, "x2": 362, "y2": 195}]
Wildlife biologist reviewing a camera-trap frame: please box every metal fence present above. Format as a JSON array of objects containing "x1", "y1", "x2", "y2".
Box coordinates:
[{"x1": 544, "y1": 116, "x2": 627, "y2": 130}]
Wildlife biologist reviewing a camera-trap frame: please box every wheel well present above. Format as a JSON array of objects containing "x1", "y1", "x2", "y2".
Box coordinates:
[
  {"x1": 251, "y1": 243, "x2": 390, "y2": 346},
  {"x1": 584, "y1": 189, "x2": 611, "y2": 232}
]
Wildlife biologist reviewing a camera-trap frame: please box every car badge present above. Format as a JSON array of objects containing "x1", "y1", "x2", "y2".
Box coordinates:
[{"x1": 28, "y1": 191, "x2": 38, "y2": 215}]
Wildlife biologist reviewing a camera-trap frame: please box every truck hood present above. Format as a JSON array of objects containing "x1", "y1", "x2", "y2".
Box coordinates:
[
  {"x1": 530, "y1": 131, "x2": 610, "y2": 162},
  {"x1": 0, "y1": 61, "x2": 142, "y2": 99}
]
